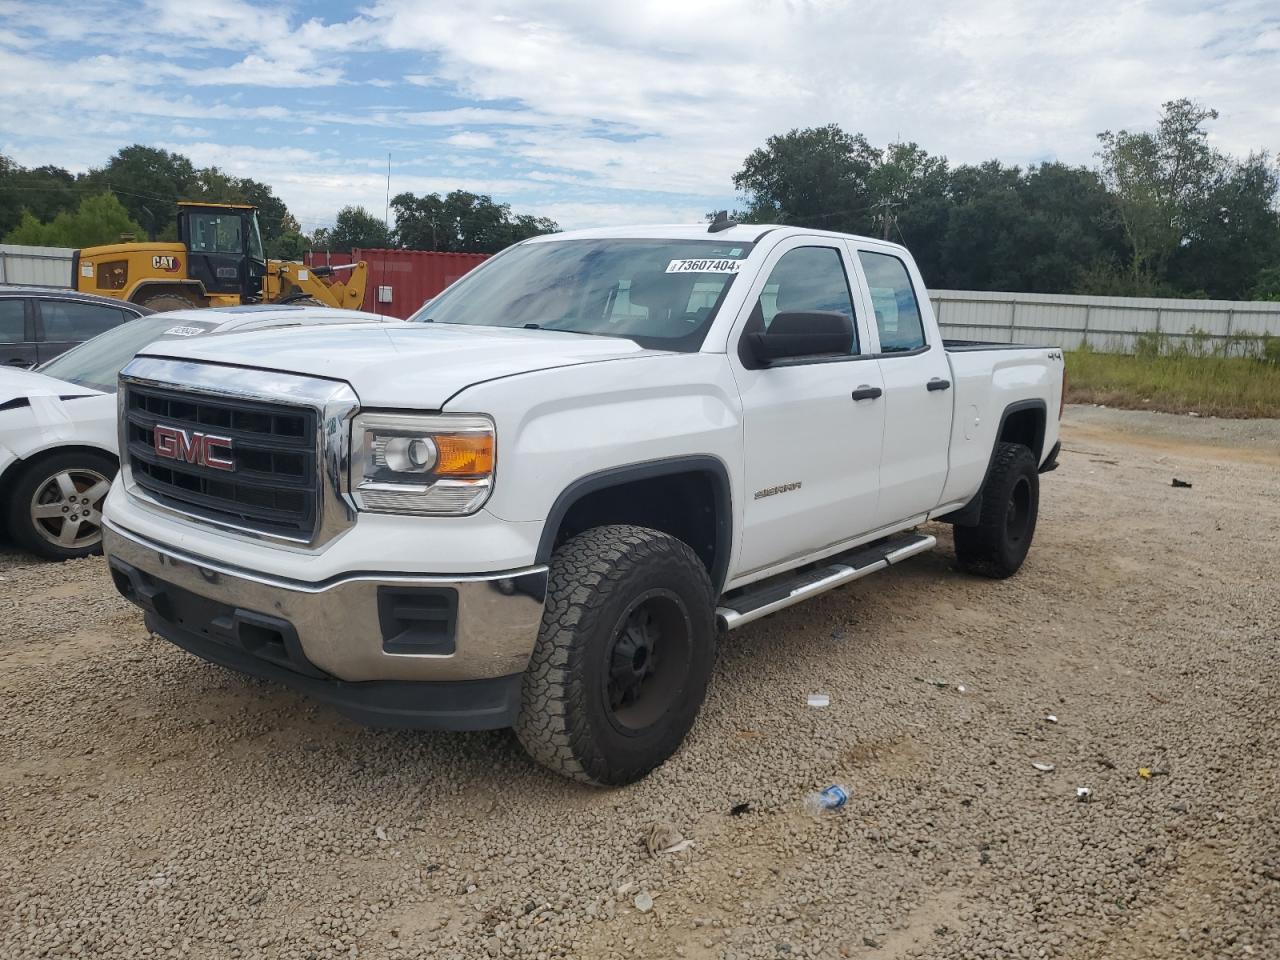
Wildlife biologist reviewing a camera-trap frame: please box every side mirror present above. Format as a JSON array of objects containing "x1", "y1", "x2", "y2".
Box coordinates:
[{"x1": 747, "y1": 310, "x2": 853, "y2": 364}]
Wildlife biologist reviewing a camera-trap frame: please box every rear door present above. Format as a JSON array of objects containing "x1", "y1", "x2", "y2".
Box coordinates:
[
  {"x1": 0, "y1": 297, "x2": 37, "y2": 368},
  {"x1": 849, "y1": 246, "x2": 953, "y2": 527},
  {"x1": 34, "y1": 299, "x2": 133, "y2": 362},
  {"x1": 729, "y1": 237, "x2": 885, "y2": 576}
]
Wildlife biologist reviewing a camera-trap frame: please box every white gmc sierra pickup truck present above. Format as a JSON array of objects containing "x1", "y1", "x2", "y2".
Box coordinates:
[{"x1": 102, "y1": 223, "x2": 1064, "y2": 785}]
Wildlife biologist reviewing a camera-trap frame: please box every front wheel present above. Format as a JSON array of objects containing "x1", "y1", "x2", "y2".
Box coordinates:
[
  {"x1": 5, "y1": 450, "x2": 117, "y2": 560},
  {"x1": 515, "y1": 525, "x2": 717, "y2": 785},
  {"x1": 954, "y1": 441, "x2": 1039, "y2": 579}
]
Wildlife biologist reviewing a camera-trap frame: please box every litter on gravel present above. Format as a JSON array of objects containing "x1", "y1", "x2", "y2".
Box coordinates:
[
  {"x1": 1032, "y1": 762, "x2": 1056, "y2": 772},
  {"x1": 1172, "y1": 478, "x2": 1194, "y2": 488},
  {"x1": 806, "y1": 693, "x2": 830, "y2": 708},
  {"x1": 645, "y1": 821, "x2": 685, "y2": 857}
]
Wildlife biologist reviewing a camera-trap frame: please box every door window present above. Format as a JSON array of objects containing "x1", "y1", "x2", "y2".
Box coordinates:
[
  {"x1": 858, "y1": 251, "x2": 926, "y2": 352},
  {"x1": 0, "y1": 299, "x2": 25, "y2": 343},
  {"x1": 750, "y1": 246, "x2": 858, "y2": 353},
  {"x1": 39, "y1": 301, "x2": 126, "y2": 341}
]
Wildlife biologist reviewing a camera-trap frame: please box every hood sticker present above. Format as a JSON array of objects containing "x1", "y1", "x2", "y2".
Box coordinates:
[{"x1": 665, "y1": 258, "x2": 743, "y2": 274}]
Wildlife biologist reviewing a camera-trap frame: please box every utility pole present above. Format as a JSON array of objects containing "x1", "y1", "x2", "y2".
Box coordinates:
[{"x1": 873, "y1": 199, "x2": 898, "y2": 240}]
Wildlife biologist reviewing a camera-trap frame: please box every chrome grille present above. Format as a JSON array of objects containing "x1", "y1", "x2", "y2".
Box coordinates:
[{"x1": 124, "y1": 384, "x2": 320, "y2": 539}]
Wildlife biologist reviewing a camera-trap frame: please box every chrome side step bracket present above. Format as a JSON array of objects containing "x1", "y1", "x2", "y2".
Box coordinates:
[{"x1": 715, "y1": 532, "x2": 935, "y2": 631}]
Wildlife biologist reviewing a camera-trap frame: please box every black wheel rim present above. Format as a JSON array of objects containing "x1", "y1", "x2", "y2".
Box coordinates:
[
  {"x1": 603, "y1": 589, "x2": 692, "y2": 735},
  {"x1": 1005, "y1": 476, "x2": 1032, "y2": 545}
]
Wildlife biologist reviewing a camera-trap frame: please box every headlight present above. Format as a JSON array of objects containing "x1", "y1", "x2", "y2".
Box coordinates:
[{"x1": 351, "y1": 412, "x2": 495, "y2": 515}]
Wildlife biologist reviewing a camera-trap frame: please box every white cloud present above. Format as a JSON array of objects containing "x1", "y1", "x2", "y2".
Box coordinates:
[
  {"x1": 444, "y1": 132, "x2": 497, "y2": 150},
  {"x1": 353, "y1": 0, "x2": 1280, "y2": 192},
  {"x1": 1, "y1": 0, "x2": 1278, "y2": 233}
]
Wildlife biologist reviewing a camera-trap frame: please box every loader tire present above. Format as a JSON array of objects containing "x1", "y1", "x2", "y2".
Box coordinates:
[
  {"x1": 515, "y1": 525, "x2": 716, "y2": 786},
  {"x1": 138, "y1": 292, "x2": 199, "y2": 312},
  {"x1": 954, "y1": 441, "x2": 1039, "y2": 579}
]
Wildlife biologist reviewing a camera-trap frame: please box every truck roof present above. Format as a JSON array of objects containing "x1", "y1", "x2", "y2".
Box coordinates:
[
  {"x1": 178, "y1": 201, "x2": 256, "y2": 210},
  {"x1": 525, "y1": 223, "x2": 908, "y2": 252}
]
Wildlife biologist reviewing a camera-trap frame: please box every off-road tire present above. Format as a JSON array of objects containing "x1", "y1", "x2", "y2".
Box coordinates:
[
  {"x1": 954, "y1": 441, "x2": 1039, "y2": 579},
  {"x1": 138, "y1": 292, "x2": 200, "y2": 312},
  {"x1": 515, "y1": 524, "x2": 716, "y2": 785},
  {"x1": 5, "y1": 450, "x2": 117, "y2": 561}
]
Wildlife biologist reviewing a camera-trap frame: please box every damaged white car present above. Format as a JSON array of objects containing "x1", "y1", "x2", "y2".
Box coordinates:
[{"x1": 0, "y1": 306, "x2": 391, "y2": 560}]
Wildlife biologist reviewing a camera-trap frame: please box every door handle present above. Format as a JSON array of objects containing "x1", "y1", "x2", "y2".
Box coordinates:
[
  {"x1": 926, "y1": 378, "x2": 951, "y2": 392},
  {"x1": 851, "y1": 385, "x2": 883, "y2": 401}
]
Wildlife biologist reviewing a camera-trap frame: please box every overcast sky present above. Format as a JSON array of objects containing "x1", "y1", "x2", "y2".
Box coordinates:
[{"x1": 1, "y1": 0, "x2": 1277, "y2": 231}]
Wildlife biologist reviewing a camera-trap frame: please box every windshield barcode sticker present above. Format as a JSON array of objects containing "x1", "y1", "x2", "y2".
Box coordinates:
[
  {"x1": 665, "y1": 258, "x2": 742, "y2": 274},
  {"x1": 163, "y1": 325, "x2": 205, "y2": 337}
]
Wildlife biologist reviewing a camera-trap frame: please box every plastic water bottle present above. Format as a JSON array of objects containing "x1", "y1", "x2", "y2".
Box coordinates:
[{"x1": 803, "y1": 784, "x2": 850, "y2": 817}]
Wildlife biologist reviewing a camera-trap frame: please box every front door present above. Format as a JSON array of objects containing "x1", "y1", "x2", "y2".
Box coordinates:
[
  {"x1": 851, "y1": 247, "x2": 953, "y2": 527},
  {"x1": 183, "y1": 210, "x2": 246, "y2": 296},
  {"x1": 730, "y1": 239, "x2": 885, "y2": 576}
]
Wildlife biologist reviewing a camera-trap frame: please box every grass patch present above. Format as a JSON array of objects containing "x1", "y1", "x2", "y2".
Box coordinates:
[{"x1": 1066, "y1": 349, "x2": 1280, "y2": 418}]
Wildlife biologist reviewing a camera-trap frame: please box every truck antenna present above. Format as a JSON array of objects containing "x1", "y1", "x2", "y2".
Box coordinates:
[{"x1": 707, "y1": 210, "x2": 735, "y2": 233}]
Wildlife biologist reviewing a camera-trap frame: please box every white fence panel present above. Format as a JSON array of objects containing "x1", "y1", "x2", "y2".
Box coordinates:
[
  {"x1": 930, "y1": 289, "x2": 1280, "y2": 355},
  {"x1": 0, "y1": 244, "x2": 75, "y2": 287}
]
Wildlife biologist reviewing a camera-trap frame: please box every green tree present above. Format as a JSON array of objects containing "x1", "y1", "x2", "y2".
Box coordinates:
[
  {"x1": 321, "y1": 205, "x2": 391, "y2": 251},
  {"x1": 1096, "y1": 99, "x2": 1225, "y2": 284},
  {"x1": 237, "y1": 177, "x2": 292, "y2": 242},
  {"x1": 392, "y1": 190, "x2": 557, "y2": 252},
  {"x1": 1251, "y1": 266, "x2": 1280, "y2": 301},
  {"x1": 0, "y1": 155, "x2": 82, "y2": 236},
  {"x1": 4, "y1": 192, "x2": 144, "y2": 247},
  {"x1": 266, "y1": 230, "x2": 309, "y2": 261},
  {"x1": 939, "y1": 161, "x2": 1029, "y2": 290},
  {"x1": 867, "y1": 142, "x2": 950, "y2": 280},
  {"x1": 1170, "y1": 152, "x2": 1280, "y2": 299},
  {"x1": 84, "y1": 144, "x2": 196, "y2": 239},
  {"x1": 731, "y1": 125, "x2": 879, "y2": 230}
]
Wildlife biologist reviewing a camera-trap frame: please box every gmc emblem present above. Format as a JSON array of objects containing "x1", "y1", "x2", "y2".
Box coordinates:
[{"x1": 153, "y1": 425, "x2": 234, "y2": 471}]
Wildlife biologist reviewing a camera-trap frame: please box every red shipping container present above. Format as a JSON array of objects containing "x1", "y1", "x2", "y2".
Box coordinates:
[{"x1": 303, "y1": 248, "x2": 490, "y2": 318}]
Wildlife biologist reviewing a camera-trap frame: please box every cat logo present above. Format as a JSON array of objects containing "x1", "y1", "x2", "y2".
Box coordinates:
[{"x1": 151, "y1": 255, "x2": 181, "y2": 272}]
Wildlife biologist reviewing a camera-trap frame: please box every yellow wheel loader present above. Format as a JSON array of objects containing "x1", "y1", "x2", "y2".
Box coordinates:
[{"x1": 73, "y1": 202, "x2": 368, "y2": 312}]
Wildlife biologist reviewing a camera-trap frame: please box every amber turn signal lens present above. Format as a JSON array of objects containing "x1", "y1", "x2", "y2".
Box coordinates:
[{"x1": 434, "y1": 434, "x2": 494, "y2": 476}]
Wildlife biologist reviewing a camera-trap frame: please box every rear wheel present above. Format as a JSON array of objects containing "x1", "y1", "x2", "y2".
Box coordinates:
[
  {"x1": 515, "y1": 525, "x2": 716, "y2": 785},
  {"x1": 5, "y1": 451, "x2": 117, "y2": 560},
  {"x1": 137, "y1": 292, "x2": 200, "y2": 312},
  {"x1": 954, "y1": 442, "x2": 1039, "y2": 579}
]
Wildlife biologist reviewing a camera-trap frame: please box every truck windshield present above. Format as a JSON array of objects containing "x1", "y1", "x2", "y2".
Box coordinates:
[
  {"x1": 38, "y1": 316, "x2": 219, "y2": 393},
  {"x1": 409, "y1": 238, "x2": 755, "y2": 350}
]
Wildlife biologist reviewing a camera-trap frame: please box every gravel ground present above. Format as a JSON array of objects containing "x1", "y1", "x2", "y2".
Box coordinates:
[{"x1": 1, "y1": 405, "x2": 1277, "y2": 960}]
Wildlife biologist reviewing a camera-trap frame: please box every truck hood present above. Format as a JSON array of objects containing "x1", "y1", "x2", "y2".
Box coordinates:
[
  {"x1": 0, "y1": 366, "x2": 100, "y2": 405},
  {"x1": 137, "y1": 321, "x2": 661, "y2": 407}
]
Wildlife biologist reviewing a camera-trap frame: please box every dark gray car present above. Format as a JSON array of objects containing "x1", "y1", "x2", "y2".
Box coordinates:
[{"x1": 0, "y1": 287, "x2": 152, "y2": 369}]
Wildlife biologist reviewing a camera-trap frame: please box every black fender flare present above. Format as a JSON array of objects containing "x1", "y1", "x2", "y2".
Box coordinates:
[
  {"x1": 939, "y1": 399, "x2": 1047, "y2": 527},
  {"x1": 535, "y1": 455, "x2": 734, "y2": 593}
]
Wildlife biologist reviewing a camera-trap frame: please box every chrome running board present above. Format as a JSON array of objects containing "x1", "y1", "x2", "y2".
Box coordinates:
[{"x1": 716, "y1": 532, "x2": 935, "y2": 631}]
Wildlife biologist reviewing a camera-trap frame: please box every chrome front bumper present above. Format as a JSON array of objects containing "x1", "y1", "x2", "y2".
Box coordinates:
[{"x1": 103, "y1": 521, "x2": 548, "y2": 685}]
